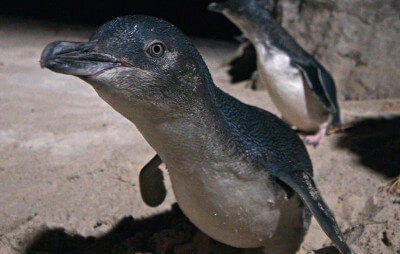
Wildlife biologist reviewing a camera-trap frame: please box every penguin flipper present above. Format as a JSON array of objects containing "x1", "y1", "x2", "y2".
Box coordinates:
[
  {"x1": 139, "y1": 154, "x2": 166, "y2": 207},
  {"x1": 291, "y1": 60, "x2": 339, "y2": 115},
  {"x1": 272, "y1": 167, "x2": 352, "y2": 254},
  {"x1": 317, "y1": 67, "x2": 341, "y2": 125}
]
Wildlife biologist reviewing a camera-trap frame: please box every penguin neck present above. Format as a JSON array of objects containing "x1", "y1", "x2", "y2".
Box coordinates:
[
  {"x1": 132, "y1": 82, "x2": 235, "y2": 170},
  {"x1": 236, "y1": 12, "x2": 281, "y2": 51}
]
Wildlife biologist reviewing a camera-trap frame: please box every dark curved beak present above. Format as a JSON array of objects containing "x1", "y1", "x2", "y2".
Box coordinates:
[
  {"x1": 208, "y1": 2, "x2": 228, "y2": 13},
  {"x1": 40, "y1": 41, "x2": 121, "y2": 77}
]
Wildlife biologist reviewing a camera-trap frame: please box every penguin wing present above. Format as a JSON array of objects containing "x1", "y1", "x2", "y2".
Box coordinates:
[
  {"x1": 291, "y1": 60, "x2": 339, "y2": 114},
  {"x1": 139, "y1": 154, "x2": 166, "y2": 207},
  {"x1": 270, "y1": 164, "x2": 352, "y2": 254}
]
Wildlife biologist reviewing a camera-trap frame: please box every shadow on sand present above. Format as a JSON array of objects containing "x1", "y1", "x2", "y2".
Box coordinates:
[
  {"x1": 336, "y1": 117, "x2": 400, "y2": 178},
  {"x1": 226, "y1": 41, "x2": 257, "y2": 84},
  {"x1": 23, "y1": 204, "x2": 243, "y2": 254}
]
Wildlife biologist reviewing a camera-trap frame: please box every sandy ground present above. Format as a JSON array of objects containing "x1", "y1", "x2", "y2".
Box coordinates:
[{"x1": 0, "y1": 17, "x2": 400, "y2": 254}]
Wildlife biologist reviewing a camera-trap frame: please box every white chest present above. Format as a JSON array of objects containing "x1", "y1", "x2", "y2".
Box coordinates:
[
  {"x1": 255, "y1": 44, "x2": 328, "y2": 131},
  {"x1": 166, "y1": 157, "x2": 285, "y2": 248}
]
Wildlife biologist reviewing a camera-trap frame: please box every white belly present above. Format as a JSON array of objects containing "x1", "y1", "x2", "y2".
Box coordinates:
[
  {"x1": 168, "y1": 162, "x2": 306, "y2": 251},
  {"x1": 256, "y1": 46, "x2": 328, "y2": 132}
]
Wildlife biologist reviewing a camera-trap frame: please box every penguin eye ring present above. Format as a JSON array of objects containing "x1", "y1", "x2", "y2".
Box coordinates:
[{"x1": 147, "y1": 42, "x2": 166, "y2": 58}]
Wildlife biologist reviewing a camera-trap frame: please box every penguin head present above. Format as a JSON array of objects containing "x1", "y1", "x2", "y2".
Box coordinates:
[
  {"x1": 209, "y1": 0, "x2": 258, "y2": 15},
  {"x1": 41, "y1": 16, "x2": 212, "y2": 118},
  {"x1": 209, "y1": 0, "x2": 273, "y2": 37}
]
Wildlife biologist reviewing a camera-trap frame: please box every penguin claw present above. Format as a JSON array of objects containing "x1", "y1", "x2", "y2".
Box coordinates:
[
  {"x1": 303, "y1": 137, "x2": 320, "y2": 147},
  {"x1": 302, "y1": 127, "x2": 326, "y2": 147}
]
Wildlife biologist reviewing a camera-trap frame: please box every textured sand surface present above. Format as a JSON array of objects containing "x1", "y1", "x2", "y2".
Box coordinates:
[{"x1": 0, "y1": 17, "x2": 399, "y2": 254}]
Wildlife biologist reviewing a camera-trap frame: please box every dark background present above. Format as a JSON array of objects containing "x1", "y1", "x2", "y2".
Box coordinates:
[{"x1": 1, "y1": 0, "x2": 240, "y2": 40}]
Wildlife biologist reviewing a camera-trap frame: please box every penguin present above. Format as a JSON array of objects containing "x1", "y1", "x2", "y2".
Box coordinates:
[
  {"x1": 40, "y1": 15, "x2": 352, "y2": 253},
  {"x1": 209, "y1": 0, "x2": 341, "y2": 146}
]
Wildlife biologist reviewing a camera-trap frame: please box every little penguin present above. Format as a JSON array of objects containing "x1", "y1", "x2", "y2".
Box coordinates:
[
  {"x1": 209, "y1": 0, "x2": 341, "y2": 145},
  {"x1": 40, "y1": 15, "x2": 352, "y2": 253}
]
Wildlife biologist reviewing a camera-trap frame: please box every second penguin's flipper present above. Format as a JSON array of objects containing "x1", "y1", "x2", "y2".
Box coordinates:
[
  {"x1": 291, "y1": 60, "x2": 339, "y2": 116},
  {"x1": 317, "y1": 67, "x2": 341, "y2": 125},
  {"x1": 271, "y1": 166, "x2": 352, "y2": 254},
  {"x1": 139, "y1": 154, "x2": 166, "y2": 207}
]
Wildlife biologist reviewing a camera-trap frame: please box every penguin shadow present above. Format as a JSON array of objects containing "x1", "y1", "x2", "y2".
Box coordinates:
[
  {"x1": 336, "y1": 116, "x2": 400, "y2": 178},
  {"x1": 226, "y1": 41, "x2": 257, "y2": 84},
  {"x1": 23, "y1": 203, "x2": 243, "y2": 254}
]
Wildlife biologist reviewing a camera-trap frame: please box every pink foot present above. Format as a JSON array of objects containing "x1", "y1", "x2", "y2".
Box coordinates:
[{"x1": 303, "y1": 127, "x2": 327, "y2": 147}]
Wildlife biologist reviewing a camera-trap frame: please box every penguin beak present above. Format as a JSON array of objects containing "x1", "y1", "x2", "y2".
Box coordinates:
[
  {"x1": 208, "y1": 2, "x2": 228, "y2": 13},
  {"x1": 40, "y1": 41, "x2": 121, "y2": 77}
]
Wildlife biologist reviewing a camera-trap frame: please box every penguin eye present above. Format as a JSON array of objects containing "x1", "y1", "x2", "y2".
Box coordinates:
[{"x1": 147, "y1": 42, "x2": 165, "y2": 58}]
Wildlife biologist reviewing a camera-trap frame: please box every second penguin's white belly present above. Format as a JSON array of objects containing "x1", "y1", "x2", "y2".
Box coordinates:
[{"x1": 256, "y1": 46, "x2": 328, "y2": 132}]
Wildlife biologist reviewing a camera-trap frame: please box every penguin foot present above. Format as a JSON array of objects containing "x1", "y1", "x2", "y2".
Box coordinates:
[{"x1": 303, "y1": 127, "x2": 327, "y2": 147}]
